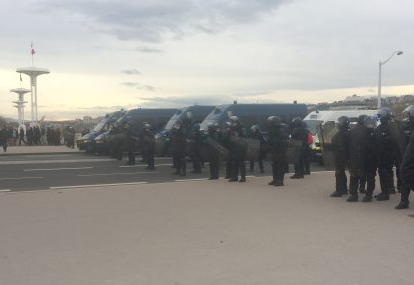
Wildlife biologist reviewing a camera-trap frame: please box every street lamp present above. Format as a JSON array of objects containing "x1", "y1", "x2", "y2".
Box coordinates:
[{"x1": 377, "y1": 50, "x2": 403, "y2": 108}]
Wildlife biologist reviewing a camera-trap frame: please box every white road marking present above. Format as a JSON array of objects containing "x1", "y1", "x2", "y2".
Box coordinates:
[
  {"x1": 77, "y1": 171, "x2": 158, "y2": 177},
  {"x1": 174, "y1": 178, "x2": 209, "y2": 182},
  {"x1": 119, "y1": 163, "x2": 172, "y2": 168},
  {"x1": 24, "y1": 166, "x2": 93, "y2": 172},
  {"x1": 0, "y1": 176, "x2": 43, "y2": 180},
  {"x1": 0, "y1": 189, "x2": 11, "y2": 192},
  {"x1": 0, "y1": 158, "x2": 114, "y2": 165},
  {"x1": 49, "y1": 181, "x2": 148, "y2": 190}
]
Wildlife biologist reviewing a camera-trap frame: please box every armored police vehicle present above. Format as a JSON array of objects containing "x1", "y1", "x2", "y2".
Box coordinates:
[
  {"x1": 77, "y1": 110, "x2": 125, "y2": 153},
  {"x1": 199, "y1": 103, "x2": 308, "y2": 132},
  {"x1": 95, "y1": 108, "x2": 176, "y2": 154},
  {"x1": 155, "y1": 105, "x2": 215, "y2": 156}
]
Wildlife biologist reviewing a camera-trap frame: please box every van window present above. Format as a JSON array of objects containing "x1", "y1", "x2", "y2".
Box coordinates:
[{"x1": 305, "y1": 120, "x2": 323, "y2": 135}]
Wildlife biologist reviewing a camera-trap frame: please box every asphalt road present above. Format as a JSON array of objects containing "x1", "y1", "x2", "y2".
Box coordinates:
[{"x1": 0, "y1": 153, "x2": 325, "y2": 192}]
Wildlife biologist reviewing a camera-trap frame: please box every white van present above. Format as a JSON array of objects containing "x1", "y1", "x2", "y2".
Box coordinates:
[{"x1": 304, "y1": 109, "x2": 378, "y2": 162}]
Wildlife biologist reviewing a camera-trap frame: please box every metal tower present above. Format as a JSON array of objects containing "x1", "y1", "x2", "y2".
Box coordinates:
[
  {"x1": 10, "y1": 88, "x2": 31, "y2": 127},
  {"x1": 16, "y1": 67, "x2": 50, "y2": 124}
]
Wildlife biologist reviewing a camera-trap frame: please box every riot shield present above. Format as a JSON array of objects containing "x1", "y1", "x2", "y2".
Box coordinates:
[
  {"x1": 317, "y1": 121, "x2": 338, "y2": 171},
  {"x1": 389, "y1": 121, "x2": 407, "y2": 163},
  {"x1": 201, "y1": 137, "x2": 229, "y2": 161},
  {"x1": 286, "y1": 139, "x2": 302, "y2": 164},
  {"x1": 155, "y1": 137, "x2": 169, "y2": 157},
  {"x1": 185, "y1": 138, "x2": 196, "y2": 157},
  {"x1": 228, "y1": 136, "x2": 260, "y2": 161}
]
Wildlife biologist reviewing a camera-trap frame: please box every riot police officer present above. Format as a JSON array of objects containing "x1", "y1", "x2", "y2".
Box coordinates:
[
  {"x1": 170, "y1": 120, "x2": 187, "y2": 176},
  {"x1": 249, "y1": 125, "x2": 265, "y2": 173},
  {"x1": 189, "y1": 123, "x2": 203, "y2": 174},
  {"x1": 361, "y1": 116, "x2": 378, "y2": 202},
  {"x1": 206, "y1": 123, "x2": 222, "y2": 180},
  {"x1": 227, "y1": 116, "x2": 247, "y2": 182},
  {"x1": 347, "y1": 115, "x2": 368, "y2": 202},
  {"x1": 140, "y1": 122, "x2": 156, "y2": 170},
  {"x1": 267, "y1": 116, "x2": 288, "y2": 186},
  {"x1": 290, "y1": 117, "x2": 308, "y2": 179},
  {"x1": 109, "y1": 122, "x2": 124, "y2": 160},
  {"x1": 396, "y1": 105, "x2": 414, "y2": 209},
  {"x1": 330, "y1": 116, "x2": 350, "y2": 197},
  {"x1": 375, "y1": 107, "x2": 395, "y2": 201},
  {"x1": 124, "y1": 121, "x2": 136, "y2": 165}
]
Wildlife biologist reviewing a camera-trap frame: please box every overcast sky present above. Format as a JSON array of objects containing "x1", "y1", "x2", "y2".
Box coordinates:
[{"x1": 1, "y1": 0, "x2": 413, "y2": 120}]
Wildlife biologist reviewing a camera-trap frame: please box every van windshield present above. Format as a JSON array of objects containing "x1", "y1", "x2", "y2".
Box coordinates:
[
  {"x1": 305, "y1": 120, "x2": 323, "y2": 135},
  {"x1": 92, "y1": 119, "x2": 109, "y2": 132}
]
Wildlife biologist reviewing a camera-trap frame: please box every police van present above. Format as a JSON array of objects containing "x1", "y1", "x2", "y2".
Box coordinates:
[
  {"x1": 154, "y1": 105, "x2": 215, "y2": 156},
  {"x1": 199, "y1": 103, "x2": 308, "y2": 132},
  {"x1": 77, "y1": 110, "x2": 125, "y2": 153},
  {"x1": 304, "y1": 109, "x2": 378, "y2": 162},
  {"x1": 94, "y1": 108, "x2": 176, "y2": 154}
]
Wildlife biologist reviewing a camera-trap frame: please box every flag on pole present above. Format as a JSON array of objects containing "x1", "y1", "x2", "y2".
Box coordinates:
[{"x1": 31, "y1": 42, "x2": 35, "y2": 55}]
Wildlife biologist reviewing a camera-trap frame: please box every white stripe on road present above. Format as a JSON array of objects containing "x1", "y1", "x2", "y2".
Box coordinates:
[
  {"x1": 174, "y1": 178, "x2": 209, "y2": 182},
  {"x1": 77, "y1": 171, "x2": 158, "y2": 177},
  {"x1": 0, "y1": 189, "x2": 11, "y2": 192},
  {"x1": 24, "y1": 166, "x2": 93, "y2": 172},
  {"x1": 0, "y1": 158, "x2": 114, "y2": 165},
  {"x1": 119, "y1": 163, "x2": 172, "y2": 168},
  {"x1": 0, "y1": 176, "x2": 43, "y2": 180},
  {"x1": 49, "y1": 181, "x2": 147, "y2": 190}
]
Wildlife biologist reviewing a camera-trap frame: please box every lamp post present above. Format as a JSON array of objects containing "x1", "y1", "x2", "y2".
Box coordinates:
[{"x1": 377, "y1": 50, "x2": 403, "y2": 108}]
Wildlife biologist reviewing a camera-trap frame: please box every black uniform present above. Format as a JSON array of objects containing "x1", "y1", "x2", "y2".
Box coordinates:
[
  {"x1": 249, "y1": 127, "x2": 265, "y2": 173},
  {"x1": 188, "y1": 126, "x2": 203, "y2": 174},
  {"x1": 347, "y1": 123, "x2": 367, "y2": 201},
  {"x1": 140, "y1": 126, "x2": 155, "y2": 170},
  {"x1": 290, "y1": 119, "x2": 308, "y2": 179},
  {"x1": 170, "y1": 122, "x2": 187, "y2": 176},
  {"x1": 396, "y1": 107, "x2": 414, "y2": 209},
  {"x1": 227, "y1": 123, "x2": 247, "y2": 182},
  {"x1": 375, "y1": 122, "x2": 394, "y2": 199},
  {"x1": 362, "y1": 121, "x2": 378, "y2": 202},
  {"x1": 330, "y1": 124, "x2": 349, "y2": 197},
  {"x1": 124, "y1": 123, "x2": 136, "y2": 165},
  {"x1": 267, "y1": 122, "x2": 288, "y2": 186},
  {"x1": 206, "y1": 125, "x2": 222, "y2": 180}
]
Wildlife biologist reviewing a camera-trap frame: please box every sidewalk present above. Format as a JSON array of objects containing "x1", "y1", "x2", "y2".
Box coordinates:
[
  {"x1": 0, "y1": 173, "x2": 414, "y2": 284},
  {"x1": 0, "y1": 145, "x2": 82, "y2": 156}
]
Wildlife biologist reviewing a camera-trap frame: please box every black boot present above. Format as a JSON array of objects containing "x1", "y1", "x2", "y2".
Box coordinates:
[
  {"x1": 376, "y1": 192, "x2": 390, "y2": 201},
  {"x1": 361, "y1": 194, "x2": 372, "y2": 202},
  {"x1": 395, "y1": 201, "x2": 409, "y2": 209},
  {"x1": 330, "y1": 191, "x2": 344, "y2": 197},
  {"x1": 347, "y1": 195, "x2": 358, "y2": 202}
]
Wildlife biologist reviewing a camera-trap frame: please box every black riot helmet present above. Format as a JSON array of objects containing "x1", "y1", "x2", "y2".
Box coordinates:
[
  {"x1": 267, "y1": 115, "x2": 282, "y2": 126},
  {"x1": 377, "y1": 107, "x2": 394, "y2": 124},
  {"x1": 357, "y1": 115, "x2": 367, "y2": 125},
  {"x1": 364, "y1": 116, "x2": 376, "y2": 129},
  {"x1": 292, "y1": 117, "x2": 302, "y2": 127},
  {"x1": 192, "y1": 123, "x2": 201, "y2": 132},
  {"x1": 143, "y1": 122, "x2": 152, "y2": 130},
  {"x1": 337, "y1": 116, "x2": 350, "y2": 130},
  {"x1": 173, "y1": 120, "x2": 183, "y2": 130}
]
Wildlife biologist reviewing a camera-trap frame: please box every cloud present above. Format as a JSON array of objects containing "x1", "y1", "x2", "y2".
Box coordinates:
[
  {"x1": 121, "y1": 82, "x2": 140, "y2": 87},
  {"x1": 121, "y1": 69, "x2": 140, "y2": 75},
  {"x1": 136, "y1": 47, "x2": 163, "y2": 53},
  {"x1": 34, "y1": 0, "x2": 288, "y2": 42},
  {"x1": 120, "y1": 82, "x2": 155, "y2": 91}
]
